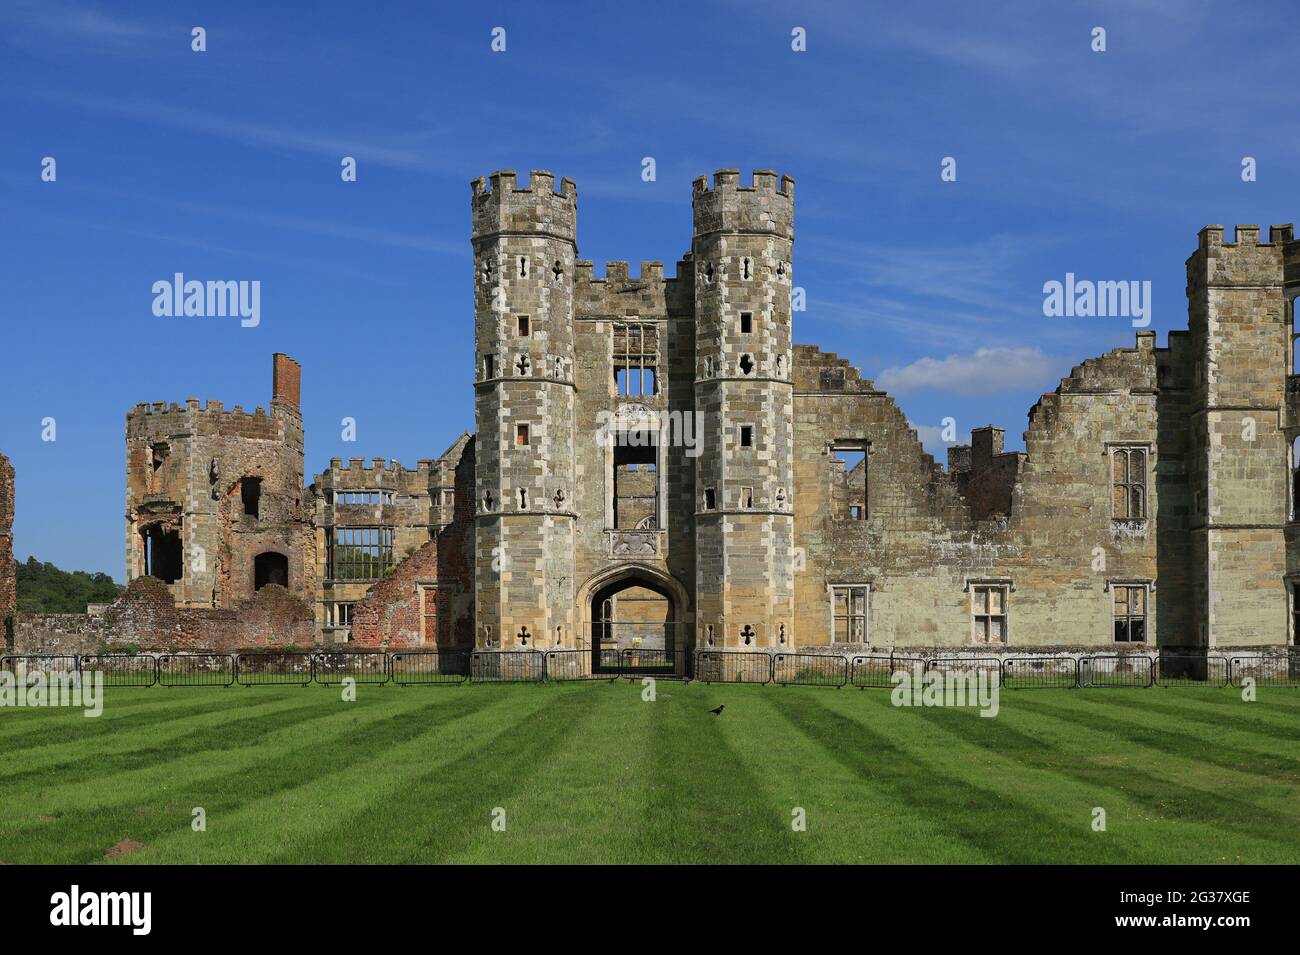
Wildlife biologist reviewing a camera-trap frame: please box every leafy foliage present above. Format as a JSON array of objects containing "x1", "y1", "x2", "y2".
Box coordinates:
[{"x1": 15, "y1": 556, "x2": 121, "y2": 614}]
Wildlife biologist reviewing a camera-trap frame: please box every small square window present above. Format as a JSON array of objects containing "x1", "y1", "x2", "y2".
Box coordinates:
[
  {"x1": 516, "y1": 424, "x2": 530, "y2": 447},
  {"x1": 517, "y1": 315, "x2": 530, "y2": 336},
  {"x1": 740, "y1": 312, "x2": 753, "y2": 334}
]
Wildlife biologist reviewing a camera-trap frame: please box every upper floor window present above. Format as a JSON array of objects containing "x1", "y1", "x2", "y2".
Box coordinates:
[
  {"x1": 832, "y1": 443, "x2": 868, "y2": 520},
  {"x1": 1111, "y1": 446, "x2": 1147, "y2": 520},
  {"x1": 831, "y1": 585, "x2": 868, "y2": 642},
  {"x1": 1112, "y1": 584, "x2": 1147, "y2": 642},
  {"x1": 335, "y1": 490, "x2": 393, "y2": 506},
  {"x1": 613, "y1": 321, "x2": 657, "y2": 396},
  {"x1": 330, "y1": 526, "x2": 394, "y2": 580},
  {"x1": 971, "y1": 584, "x2": 1008, "y2": 643}
]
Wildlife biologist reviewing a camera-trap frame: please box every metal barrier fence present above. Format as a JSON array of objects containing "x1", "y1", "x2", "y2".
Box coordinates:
[
  {"x1": 79, "y1": 653, "x2": 159, "y2": 687},
  {"x1": 0, "y1": 649, "x2": 1283, "y2": 692},
  {"x1": 1002, "y1": 657, "x2": 1080, "y2": 689},
  {"x1": 543, "y1": 649, "x2": 622, "y2": 681},
  {"x1": 850, "y1": 654, "x2": 906, "y2": 688},
  {"x1": 389, "y1": 650, "x2": 470, "y2": 686},
  {"x1": 235, "y1": 651, "x2": 313, "y2": 687},
  {"x1": 470, "y1": 650, "x2": 546, "y2": 683},
  {"x1": 312, "y1": 651, "x2": 390, "y2": 685},
  {"x1": 926, "y1": 656, "x2": 1003, "y2": 685},
  {"x1": 158, "y1": 653, "x2": 235, "y2": 687},
  {"x1": 695, "y1": 651, "x2": 772, "y2": 684},
  {"x1": 1156, "y1": 652, "x2": 1229, "y2": 687},
  {"x1": 1229, "y1": 652, "x2": 1300, "y2": 688},
  {"x1": 1, "y1": 654, "x2": 80, "y2": 679},
  {"x1": 1081, "y1": 655, "x2": 1154, "y2": 688},
  {"x1": 772, "y1": 653, "x2": 847, "y2": 687}
]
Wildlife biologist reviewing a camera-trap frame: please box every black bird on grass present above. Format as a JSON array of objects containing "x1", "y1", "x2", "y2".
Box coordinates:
[{"x1": 709, "y1": 704, "x2": 725, "y2": 715}]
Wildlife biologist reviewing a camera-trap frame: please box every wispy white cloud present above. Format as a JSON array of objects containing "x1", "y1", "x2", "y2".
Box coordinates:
[{"x1": 878, "y1": 346, "x2": 1058, "y2": 395}]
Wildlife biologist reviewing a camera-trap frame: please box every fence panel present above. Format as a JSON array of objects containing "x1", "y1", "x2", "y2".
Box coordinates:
[
  {"x1": 312, "y1": 651, "x2": 390, "y2": 685},
  {"x1": 618, "y1": 647, "x2": 691, "y2": 680},
  {"x1": 470, "y1": 650, "x2": 545, "y2": 683},
  {"x1": 849, "y1": 654, "x2": 902, "y2": 689},
  {"x1": 1, "y1": 654, "x2": 80, "y2": 678},
  {"x1": 389, "y1": 650, "x2": 470, "y2": 686},
  {"x1": 694, "y1": 651, "x2": 772, "y2": 684},
  {"x1": 925, "y1": 656, "x2": 1002, "y2": 682},
  {"x1": 1155, "y1": 652, "x2": 1229, "y2": 687},
  {"x1": 235, "y1": 651, "x2": 313, "y2": 687},
  {"x1": 1002, "y1": 657, "x2": 1079, "y2": 689},
  {"x1": 158, "y1": 653, "x2": 235, "y2": 687},
  {"x1": 772, "y1": 653, "x2": 847, "y2": 687},
  {"x1": 544, "y1": 649, "x2": 622, "y2": 681},
  {"x1": 1080, "y1": 654, "x2": 1153, "y2": 688},
  {"x1": 1229, "y1": 652, "x2": 1300, "y2": 688},
  {"x1": 79, "y1": 653, "x2": 158, "y2": 687}
]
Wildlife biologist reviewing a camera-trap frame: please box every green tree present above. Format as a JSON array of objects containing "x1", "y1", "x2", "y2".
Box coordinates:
[{"x1": 15, "y1": 556, "x2": 121, "y2": 614}]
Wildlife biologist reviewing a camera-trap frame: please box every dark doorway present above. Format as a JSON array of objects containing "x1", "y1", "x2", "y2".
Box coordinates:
[
  {"x1": 254, "y1": 551, "x2": 289, "y2": 590},
  {"x1": 590, "y1": 575, "x2": 676, "y2": 672},
  {"x1": 142, "y1": 524, "x2": 183, "y2": 583}
]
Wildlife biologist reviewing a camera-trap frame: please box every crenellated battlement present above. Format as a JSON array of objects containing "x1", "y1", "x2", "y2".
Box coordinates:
[
  {"x1": 1188, "y1": 223, "x2": 1291, "y2": 288},
  {"x1": 573, "y1": 260, "x2": 667, "y2": 284},
  {"x1": 470, "y1": 169, "x2": 578, "y2": 242},
  {"x1": 125, "y1": 398, "x2": 290, "y2": 439},
  {"x1": 692, "y1": 168, "x2": 794, "y2": 239}
]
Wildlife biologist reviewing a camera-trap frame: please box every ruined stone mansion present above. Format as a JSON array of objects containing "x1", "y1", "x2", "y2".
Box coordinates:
[{"x1": 5, "y1": 168, "x2": 1300, "y2": 657}]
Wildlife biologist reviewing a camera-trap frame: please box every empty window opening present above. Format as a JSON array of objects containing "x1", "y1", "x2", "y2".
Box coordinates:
[
  {"x1": 613, "y1": 439, "x2": 658, "y2": 529},
  {"x1": 329, "y1": 602, "x2": 354, "y2": 629},
  {"x1": 482, "y1": 489, "x2": 494, "y2": 511},
  {"x1": 704, "y1": 487, "x2": 716, "y2": 510},
  {"x1": 482, "y1": 259, "x2": 494, "y2": 282},
  {"x1": 832, "y1": 444, "x2": 869, "y2": 520},
  {"x1": 254, "y1": 551, "x2": 289, "y2": 591},
  {"x1": 613, "y1": 321, "x2": 658, "y2": 396},
  {"x1": 482, "y1": 354, "x2": 496, "y2": 380},
  {"x1": 516, "y1": 423, "x2": 530, "y2": 447},
  {"x1": 517, "y1": 314, "x2": 530, "y2": 336},
  {"x1": 240, "y1": 477, "x2": 262, "y2": 518},
  {"x1": 552, "y1": 259, "x2": 563, "y2": 281},
  {"x1": 330, "y1": 527, "x2": 393, "y2": 581},
  {"x1": 141, "y1": 524, "x2": 182, "y2": 584},
  {"x1": 739, "y1": 425, "x2": 754, "y2": 448},
  {"x1": 150, "y1": 443, "x2": 169, "y2": 474},
  {"x1": 972, "y1": 585, "x2": 1008, "y2": 643},
  {"x1": 831, "y1": 585, "x2": 868, "y2": 642},
  {"x1": 335, "y1": 490, "x2": 393, "y2": 506},
  {"x1": 1113, "y1": 585, "x2": 1146, "y2": 643},
  {"x1": 741, "y1": 486, "x2": 754, "y2": 509},
  {"x1": 738, "y1": 354, "x2": 755, "y2": 376},
  {"x1": 1112, "y1": 447, "x2": 1147, "y2": 520},
  {"x1": 704, "y1": 262, "x2": 715, "y2": 283},
  {"x1": 740, "y1": 311, "x2": 753, "y2": 334}
]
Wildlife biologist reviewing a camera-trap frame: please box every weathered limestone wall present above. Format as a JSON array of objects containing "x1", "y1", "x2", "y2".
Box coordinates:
[{"x1": 0, "y1": 452, "x2": 15, "y2": 649}]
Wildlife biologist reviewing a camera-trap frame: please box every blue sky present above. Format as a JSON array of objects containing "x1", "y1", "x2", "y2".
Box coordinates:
[{"x1": 1, "y1": 0, "x2": 1296, "y2": 580}]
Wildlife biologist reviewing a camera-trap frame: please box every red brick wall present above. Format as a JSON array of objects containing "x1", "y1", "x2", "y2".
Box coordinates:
[
  {"x1": 0, "y1": 453, "x2": 15, "y2": 636},
  {"x1": 351, "y1": 539, "x2": 439, "y2": 648}
]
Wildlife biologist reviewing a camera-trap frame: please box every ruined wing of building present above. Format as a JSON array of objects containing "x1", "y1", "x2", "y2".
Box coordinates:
[{"x1": 7, "y1": 170, "x2": 1300, "y2": 657}]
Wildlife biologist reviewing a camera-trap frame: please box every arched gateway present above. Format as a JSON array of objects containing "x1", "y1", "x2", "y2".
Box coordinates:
[{"x1": 576, "y1": 565, "x2": 690, "y2": 674}]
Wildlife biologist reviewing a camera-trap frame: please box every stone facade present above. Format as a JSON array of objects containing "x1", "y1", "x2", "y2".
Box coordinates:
[
  {"x1": 0, "y1": 452, "x2": 15, "y2": 650},
  {"x1": 11, "y1": 169, "x2": 1299, "y2": 656}
]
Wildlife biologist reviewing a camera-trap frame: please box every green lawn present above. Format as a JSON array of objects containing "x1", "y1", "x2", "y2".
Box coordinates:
[{"x1": 1, "y1": 680, "x2": 1298, "y2": 864}]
